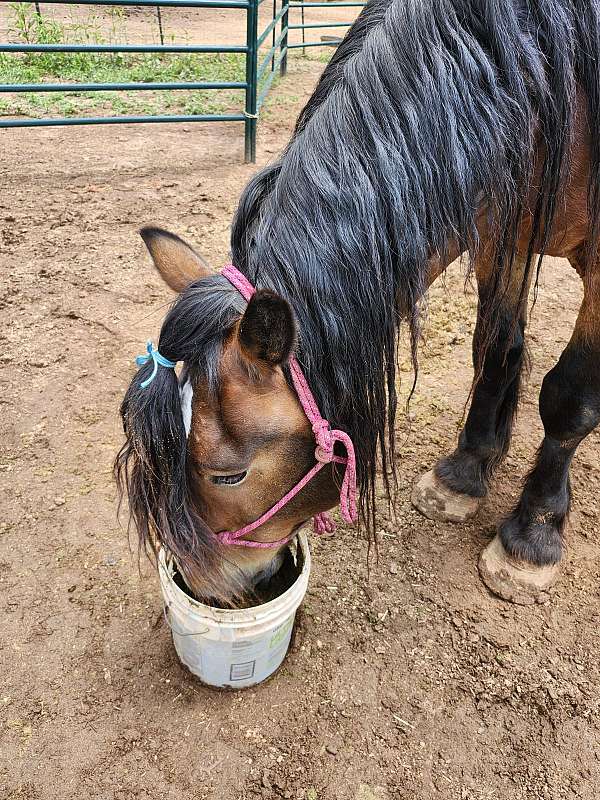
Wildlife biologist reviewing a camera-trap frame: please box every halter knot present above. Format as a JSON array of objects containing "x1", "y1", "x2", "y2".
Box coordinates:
[
  {"x1": 313, "y1": 419, "x2": 334, "y2": 463},
  {"x1": 135, "y1": 340, "x2": 176, "y2": 389}
]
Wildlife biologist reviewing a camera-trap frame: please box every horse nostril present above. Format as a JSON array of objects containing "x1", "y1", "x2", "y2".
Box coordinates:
[{"x1": 210, "y1": 470, "x2": 248, "y2": 486}]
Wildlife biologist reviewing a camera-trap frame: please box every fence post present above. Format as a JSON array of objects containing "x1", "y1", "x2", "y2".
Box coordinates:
[
  {"x1": 280, "y1": 0, "x2": 289, "y2": 77},
  {"x1": 244, "y1": 0, "x2": 258, "y2": 163},
  {"x1": 156, "y1": 6, "x2": 165, "y2": 45},
  {"x1": 272, "y1": 0, "x2": 277, "y2": 71}
]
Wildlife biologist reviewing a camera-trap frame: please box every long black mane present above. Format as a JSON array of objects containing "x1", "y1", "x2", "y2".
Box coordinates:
[{"x1": 231, "y1": 0, "x2": 600, "y2": 529}]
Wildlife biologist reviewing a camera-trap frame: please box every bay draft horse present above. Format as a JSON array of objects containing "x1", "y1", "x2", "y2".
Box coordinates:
[{"x1": 116, "y1": 0, "x2": 600, "y2": 607}]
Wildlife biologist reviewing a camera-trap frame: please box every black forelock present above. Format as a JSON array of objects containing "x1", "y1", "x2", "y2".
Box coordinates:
[{"x1": 115, "y1": 274, "x2": 247, "y2": 602}]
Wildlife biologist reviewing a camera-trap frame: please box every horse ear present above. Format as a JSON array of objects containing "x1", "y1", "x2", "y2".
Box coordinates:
[
  {"x1": 238, "y1": 289, "x2": 296, "y2": 366},
  {"x1": 140, "y1": 227, "x2": 211, "y2": 293}
]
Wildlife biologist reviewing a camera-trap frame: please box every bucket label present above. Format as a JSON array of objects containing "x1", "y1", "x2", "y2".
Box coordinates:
[
  {"x1": 229, "y1": 661, "x2": 256, "y2": 682},
  {"x1": 269, "y1": 618, "x2": 294, "y2": 648},
  {"x1": 232, "y1": 639, "x2": 256, "y2": 654}
]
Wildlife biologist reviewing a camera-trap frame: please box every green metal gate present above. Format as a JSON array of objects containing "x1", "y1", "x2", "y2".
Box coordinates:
[{"x1": 0, "y1": 0, "x2": 365, "y2": 162}]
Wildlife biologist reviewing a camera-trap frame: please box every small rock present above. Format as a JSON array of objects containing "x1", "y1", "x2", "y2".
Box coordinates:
[
  {"x1": 103, "y1": 555, "x2": 118, "y2": 566},
  {"x1": 325, "y1": 743, "x2": 338, "y2": 756},
  {"x1": 53, "y1": 497, "x2": 66, "y2": 507},
  {"x1": 356, "y1": 785, "x2": 387, "y2": 800},
  {"x1": 389, "y1": 562, "x2": 398, "y2": 575},
  {"x1": 261, "y1": 773, "x2": 272, "y2": 790}
]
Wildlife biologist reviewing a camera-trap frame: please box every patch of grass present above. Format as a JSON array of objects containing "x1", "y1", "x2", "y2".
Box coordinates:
[
  {"x1": 0, "y1": 52, "x2": 247, "y2": 118},
  {"x1": 259, "y1": 90, "x2": 299, "y2": 120},
  {"x1": 0, "y1": 3, "x2": 247, "y2": 118}
]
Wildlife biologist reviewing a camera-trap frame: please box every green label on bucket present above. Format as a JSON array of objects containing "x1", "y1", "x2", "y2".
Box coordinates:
[{"x1": 269, "y1": 618, "x2": 293, "y2": 649}]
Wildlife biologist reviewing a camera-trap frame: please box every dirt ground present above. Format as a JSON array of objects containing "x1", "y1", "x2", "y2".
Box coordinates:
[
  {"x1": 2, "y1": 15, "x2": 600, "y2": 800},
  {"x1": 0, "y1": 3, "x2": 358, "y2": 48}
]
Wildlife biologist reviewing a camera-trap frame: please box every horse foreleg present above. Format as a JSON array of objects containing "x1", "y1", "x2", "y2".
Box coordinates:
[
  {"x1": 412, "y1": 252, "x2": 530, "y2": 522},
  {"x1": 480, "y1": 249, "x2": 600, "y2": 603}
]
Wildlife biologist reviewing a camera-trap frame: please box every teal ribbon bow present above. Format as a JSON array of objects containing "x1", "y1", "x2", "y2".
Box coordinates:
[{"x1": 135, "y1": 340, "x2": 176, "y2": 389}]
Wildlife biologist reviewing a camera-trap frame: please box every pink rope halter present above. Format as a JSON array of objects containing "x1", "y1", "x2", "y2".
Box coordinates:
[{"x1": 217, "y1": 264, "x2": 358, "y2": 548}]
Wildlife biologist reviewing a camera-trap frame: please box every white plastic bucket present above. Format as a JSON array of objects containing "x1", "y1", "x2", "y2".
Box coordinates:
[{"x1": 158, "y1": 533, "x2": 311, "y2": 689}]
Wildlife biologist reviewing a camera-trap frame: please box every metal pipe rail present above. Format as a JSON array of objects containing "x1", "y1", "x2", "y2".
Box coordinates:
[
  {"x1": 0, "y1": 81, "x2": 247, "y2": 92},
  {"x1": 26, "y1": 1, "x2": 250, "y2": 7},
  {"x1": 0, "y1": 43, "x2": 247, "y2": 53},
  {"x1": 1, "y1": 113, "x2": 246, "y2": 128},
  {"x1": 288, "y1": 21, "x2": 351, "y2": 29}
]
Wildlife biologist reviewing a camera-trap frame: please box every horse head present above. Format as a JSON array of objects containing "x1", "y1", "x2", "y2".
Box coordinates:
[{"x1": 116, "y1": 228, "x2": 342, "y2": 606}]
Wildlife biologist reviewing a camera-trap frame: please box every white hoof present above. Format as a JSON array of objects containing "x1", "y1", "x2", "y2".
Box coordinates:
[
  {"x1": 478, "y1": 534, "x2": 560, "y2": 605},
  {"x1": 411, "y1": 469, "x2": 482, "y2": 523}
]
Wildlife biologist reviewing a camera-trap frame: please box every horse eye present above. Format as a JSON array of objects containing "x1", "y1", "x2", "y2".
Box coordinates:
[{"x1": 210, "y1": 471, "x2": 248, "y2": 486}]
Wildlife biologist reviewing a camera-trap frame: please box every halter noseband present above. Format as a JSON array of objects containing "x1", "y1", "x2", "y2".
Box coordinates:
[{"x1": 134, "y1": 265, "x2": 358, "y2": 549}]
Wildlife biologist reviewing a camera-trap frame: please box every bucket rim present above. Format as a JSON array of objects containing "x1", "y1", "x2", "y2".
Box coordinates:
[{"x1": 158, "y1": 531, "x2": 311, "y2": 625}]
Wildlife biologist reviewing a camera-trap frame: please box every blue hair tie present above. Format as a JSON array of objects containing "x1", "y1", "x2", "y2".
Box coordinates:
[{"x1": 135, "y1": 340, "x2": 176, "y2": 389}]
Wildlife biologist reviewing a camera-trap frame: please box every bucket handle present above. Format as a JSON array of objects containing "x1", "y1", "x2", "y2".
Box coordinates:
[{"x1": 163, "y1": 603, "x2": 210, "y2": 638}]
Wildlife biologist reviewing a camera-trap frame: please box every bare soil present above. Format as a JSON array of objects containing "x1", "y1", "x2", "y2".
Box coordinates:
[
  {"x1": 2, "y1": 19, "x2": 600, "y2": 800},
  {"x1": 0, "y1": 3, "x2": 358, "y2": 48}
]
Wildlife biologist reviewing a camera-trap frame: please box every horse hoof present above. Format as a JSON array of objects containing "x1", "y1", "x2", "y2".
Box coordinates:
[
  {"x1": 478, "y1": 534, "x2": 560, "y2": 605},
  {"x1": 411, "y1": 469, "x2": 481, "y2": 522}
]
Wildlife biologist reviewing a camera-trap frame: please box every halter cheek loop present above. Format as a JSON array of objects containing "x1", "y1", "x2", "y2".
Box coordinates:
[{"x1": 217, "y1": 265, "x2": 358, "y2": 548}]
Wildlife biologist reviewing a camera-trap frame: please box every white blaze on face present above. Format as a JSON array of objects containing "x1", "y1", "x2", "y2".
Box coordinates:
[{"x1": 180, "y1": 379, "x2": 193, "y2": 437}]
